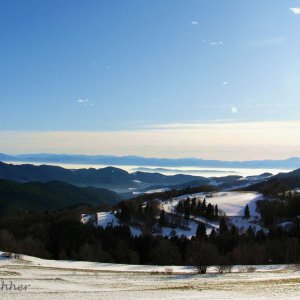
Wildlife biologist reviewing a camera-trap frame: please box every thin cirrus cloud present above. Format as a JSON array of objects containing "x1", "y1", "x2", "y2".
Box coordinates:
[
  {"x1": 77, "y1": 98, "x2": 93, "y2": 106},
  {"x1": 242, "y1": 37, "x2": 286, "y2": 48},
  {"x1": 290, "y1": 8, "x2": 300, "y2": 14},
  {"x1": 209, "y1": 41, "x2": 223, "y2": 46},
  {"x1": 190, "y1": 21, "x2": 198, "y2": 25},
  {"x1": 199, "y1": 103, "x2": 291, "y2": 110}
]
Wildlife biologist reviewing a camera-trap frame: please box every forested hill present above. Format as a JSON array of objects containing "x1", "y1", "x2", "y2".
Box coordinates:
[
  {"x1": 0, "y1": 161, "x2": 208, "y2": 191},
  {"x1": 0, "y1": 179, "x2": 121, "y2": 217},
  {"x1": 242, "y1": 168, "x2": 300, "y2": 194}
]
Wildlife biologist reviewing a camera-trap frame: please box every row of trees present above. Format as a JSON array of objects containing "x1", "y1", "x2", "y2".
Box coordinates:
[
  {"x1": 117, "y1": 199, "x2": 160, "y2": 226},
  {"x1": 257, "y1": 195, "x2": 300, "y2": 226},
  {"x1": 176, "y1": 197, "x2": 220, "y2": 220},
  {"x1": 1, "y1": 210, "x2": 300, "y2": 271}
]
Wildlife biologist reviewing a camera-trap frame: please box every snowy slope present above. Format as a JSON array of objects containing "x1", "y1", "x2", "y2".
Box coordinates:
[
  {"x1": 0, "y1": 251, "x2": 296, "y2": 274},
  {"x1": 205, "y1": 192, "x2": 263, "y2": 216},
  {"x1": 0, "y1": 251, "x2": 300, "y2": 300},
  {"x1": 83, "y1": 191, "x2": 266, "y2": 238},
  {"x1": 96, "y1": 212, "x2": 142, "y2": 236},
  {"x1": 166, "y1": 191, "x2": 263, "y2": 216}
]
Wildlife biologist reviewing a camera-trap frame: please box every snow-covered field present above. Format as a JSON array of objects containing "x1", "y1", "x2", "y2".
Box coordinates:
[
  {"x1": 0, "y1": 253, "x2": 300, "y2": 299},
  {"x1": 161, "y1": 191, "x2": 266, "y2": 232},
  {"x1": 168, "y1": 191, "x2": 264, "y2": 217},
  {"x1": 88, "y1": 191, "x2": 266, "y2": 238}
]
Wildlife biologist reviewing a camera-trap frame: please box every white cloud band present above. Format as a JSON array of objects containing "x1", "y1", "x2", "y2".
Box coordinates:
[{"x1": 1, "y1": 121, "x2": 300, "y2": 160}]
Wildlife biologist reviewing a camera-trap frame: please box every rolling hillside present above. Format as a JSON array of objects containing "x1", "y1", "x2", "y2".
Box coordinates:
[
  {"x1": 0, "y1": 161, "x2": 208, "y2": 193},
  {"x1": 0, "y1": 179, "x2": 121, "y2": 217},
  {"x1": 243, "y1": 168, "x2": 300, "y2": 194}
]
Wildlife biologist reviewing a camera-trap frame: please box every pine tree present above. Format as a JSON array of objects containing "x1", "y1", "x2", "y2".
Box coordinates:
[
  {"x1": 196, "y1": 202, "x2": 202, "y2": 216},
  {"x1": 214, "y1": 205, "x2": 219, "y2": 218},
  {"x1": 159, "y1": 210, "x2": 166, "y2": 227},
  {"x1": 244, "y1": 204, "x2": 250, "y2": 219},
  {"x1": 230, "y1": 224, "x2": 238, "y2": 237},
  {"x1": 246, "y1": 225, "x2": 255, "y2": 240},
  {"x1": 137, "y1": 204, "x2": 144, "y2": 221},
  {"x1": 176, "y1": 201, "x2": 184, "y2": 213},
  {"x1": 209, "y1": 228, "x2": 216, "y2": 241},
  {"x1": 191, "y1": 198, "x2": 196, "y2": 215},
  {"x1": 201, "y1": 198, "x2": 207, "y2": 212},
  {"x1": 119, "y1": 202, "x2": 131, "y2": 223},
  {"x1": 219, "y1": 217, "x2": 229, "y2": 235},
  {"x1": 196, "y1": 222, "x2": 207, "y2": 239},
  {"x1": 206, "y1": 203, "x2": 214, "y2": 219},
  {"x1": 184, "y1": 207, "x2": 190, "y2": 220}
]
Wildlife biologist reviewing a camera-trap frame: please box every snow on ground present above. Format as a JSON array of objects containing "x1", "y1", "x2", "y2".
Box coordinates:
[
  {"x1": 278, "y1": 221, "x2": 295, "y2": 231},
  {"x1": 145, "y1": 188, "x2": 171, "y2": 194},
  {"x1": 192, "y1": 215, "x2": 219, "y2": 230},
  {"x1": 160, "y1": 191, "x2": 266, "y2": 233},
  {"x1": 244, "y1": 174, "x2": 272, "y2": 182},
  {"x1": 133, "y1": 188, "x2": 172, "y2": 196},
  {"x1": 81, "y1": 214, "x2": 93, "y2": 225},
  {"x1": 96, "y1": 212, "x2": 142, "y2": 237},
  {"x1": 97, "y1": 212, "x2": 120, "y2": 227},
  {"x1": 129, "y1": 226, "x2": 143, "y2": 237},
  {"x1": 161, "y1": 193, "x2": 206, "y2": 214},
  {"x1": 161, "y1": 198, "x2": 181, "y2": 213},
  {"x1": 228, "y1": 216, "x2": 266, "y2": 233},
  {"x1": 161, "y1": 191, "x2": 263, "y2": 217},
  {"x1": 0, "y1": 252, "x2": 300, "y2": 300},
  {"x1": 92, "y1": 192, "x2": 266, "y2": 238},
  {"x1": 95, "y1": 212, "x2": 207, "y2": 238},
  {"x1": 204, "y1": 192, "x2": 263, "y2": 217},
  {"x1": 158, "y1": 220, "x2": 213, "y2": 238},
  {"x1": 132, "y1": 180, "x2": 142, "y2": 184}
]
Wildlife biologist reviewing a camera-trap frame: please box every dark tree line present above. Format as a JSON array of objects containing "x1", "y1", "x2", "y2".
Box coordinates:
[
  {"x1": 1, "y1": 210, "x2": 300, "y2": 269},
  {"x1": 176, "y1": 197, "x2": 219, "y2": 221},
  {"x1": 128, "y1": 185, "x2": 217, "y2": 204},
  {"x1": 257, "y1": 195, "x2": 300, "y2": 227}
]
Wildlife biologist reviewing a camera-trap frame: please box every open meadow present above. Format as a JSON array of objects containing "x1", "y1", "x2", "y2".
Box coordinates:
[{"x1": 1, "y1": 254, "x2": 300, "y2": 300}]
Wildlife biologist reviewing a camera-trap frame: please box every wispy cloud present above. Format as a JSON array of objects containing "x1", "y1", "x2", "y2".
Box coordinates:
[
  {"x1": 209, "y1": 41, "x2": 223, "y2": 46},
  {"x1": 200, "y1": 104, "x2": 231, "y2": 109},
  {"x1": 290, "y1": 8, "x2": 300, "y2": 15},
  {"x1": 199, "y1": 102, "x2": 291, "y2": 110},
  {"x1": 222, "y1": 81, "x2": 229, "y2": 85},
  {"x1": 191, "y1": 21, "x2": 198, "y2": 25},
  {"x1": 77, "y1": 98, "x2": 93, "y2": 106},
  {"x1": 245, "y1": 103, "x2": 291, "y2": 108},
  {"x1": 243, "y1": 37, "x2": 285, "y2": 48}
]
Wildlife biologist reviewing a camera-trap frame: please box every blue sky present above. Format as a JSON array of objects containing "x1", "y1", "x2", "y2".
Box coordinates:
[{"x1": 1, "y1": 1, "x2": 300, "y2": 159}]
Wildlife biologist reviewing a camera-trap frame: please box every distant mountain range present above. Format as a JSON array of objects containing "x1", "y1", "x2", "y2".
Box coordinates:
[
  {"x1": 1, "y1": 153, "x2": 300, "y2": 169},
  {"x1": 0, "y1": 161, "x2": 282, "y2": 197},
  {"x1": 0, "y1": 161, "x2": 209, "y2": 194},
  {"x1": 1, "y1": 160, "x2": 299, "y2": 218},
  {"x1": 0, "y1": 179, "x2": 121, "y2": 217}
]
